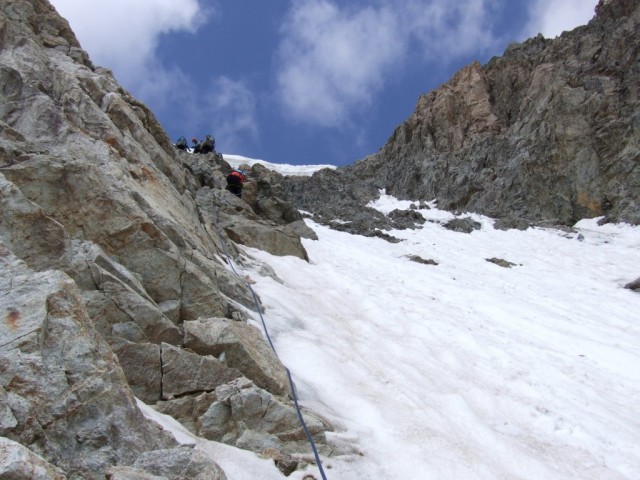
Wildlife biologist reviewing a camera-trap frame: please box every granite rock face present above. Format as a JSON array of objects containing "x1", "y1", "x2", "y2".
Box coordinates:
[
  {"x1": 0, "y1": 0, "x2": 329, "y2": 477},
  {"x1": 0, "y1": 243, "x2": 178, "y2": 479},
  {"x1": 284, "y1": 0, "x2": 639, "y2": 229}
]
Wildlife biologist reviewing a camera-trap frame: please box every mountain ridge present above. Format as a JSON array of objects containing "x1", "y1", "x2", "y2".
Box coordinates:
[{"x1": 283, "y1": 0, "x2": 639, "y2": 230}]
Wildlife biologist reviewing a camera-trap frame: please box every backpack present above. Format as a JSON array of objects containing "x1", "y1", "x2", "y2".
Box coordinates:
[
  {"x1": 175, "y1": 136, "x2": 187, "y2": 149},
  {"x1": 201, "y1": 135, "x2": 215, "y2": 153}
]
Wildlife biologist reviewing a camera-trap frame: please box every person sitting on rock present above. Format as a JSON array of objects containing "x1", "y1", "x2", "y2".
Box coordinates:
[
  {"x1": 175, "y1": 136, "x2": 188, "y2": 151},
  {"x1": 199, "y1": 134, "x2": 215, "y2": 154},
  {"x1": 226, "y1": 169, "x2": 246, "y2": 198},
  {"x1": 191, "y1": 137, "x2": 201, "y2": 153}
]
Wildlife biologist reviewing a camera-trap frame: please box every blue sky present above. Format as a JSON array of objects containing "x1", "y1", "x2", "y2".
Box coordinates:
[{"x1": 50, "y1": 0, "x2": 598, "y2": 166}]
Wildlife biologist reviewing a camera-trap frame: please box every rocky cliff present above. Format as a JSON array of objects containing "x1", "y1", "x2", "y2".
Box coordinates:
[
  {"x1": 1, "y1": 0, "x2": 637, "y2": 477},
  {"x1": 284, "y1": 0, "x2": 639, "y2": 230},
  {"x1": 0, "y1": 0, "x2": 330, "y2": 478}
]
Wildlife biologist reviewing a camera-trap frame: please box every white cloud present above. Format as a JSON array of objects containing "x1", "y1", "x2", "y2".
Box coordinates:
[
  {"x1": 275, "y1": 0, "x2": 500, "y2": 128},
  {"x1": 277, "y1": 0, "x2": 403, "y2": 127},
  {"x1": 49, "y1": 0, "x2": 210, "y2": 88},
  {"x1": 204, "y1": 77, "x2": 259, "y2": 153},
  {"x1": 524, "y1": 0, "x2": 598, "y2": 38},
  {"x1": 403, "y1": 0, "x2": 500, "y2": 58}
]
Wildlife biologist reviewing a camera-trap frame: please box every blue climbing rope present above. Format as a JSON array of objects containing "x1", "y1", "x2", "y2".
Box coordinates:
[{"x1": 213, "y1": 207, "x2": 329, "y2": 480}]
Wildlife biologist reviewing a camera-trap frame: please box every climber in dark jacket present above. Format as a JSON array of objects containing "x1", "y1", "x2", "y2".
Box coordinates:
[
  {"x1": 226, "y1": 169, "x2": 246, "y2": 198},
  {"x1": 175, "y1": 136, "x2": 188, "y2": 151},
  {"x1": 199, "y1": 134, "x2": 215, "y2": 154}
]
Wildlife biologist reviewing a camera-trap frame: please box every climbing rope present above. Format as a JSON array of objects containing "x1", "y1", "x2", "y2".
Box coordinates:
[{"x1": 212, "y1": 206, "x2": 328, "y2": 480}]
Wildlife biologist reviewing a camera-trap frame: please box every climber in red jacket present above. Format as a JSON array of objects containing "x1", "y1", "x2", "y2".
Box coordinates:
[{"x1": 226, "y1": 169, "x2": 246, "y2": 198}]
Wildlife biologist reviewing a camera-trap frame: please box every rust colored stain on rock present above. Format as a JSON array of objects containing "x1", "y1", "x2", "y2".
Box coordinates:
[{"x1": 6, "y1": 309, "x2": 20, "y2": 330}]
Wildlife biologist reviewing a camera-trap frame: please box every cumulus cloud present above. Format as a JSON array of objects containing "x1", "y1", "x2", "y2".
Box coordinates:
[
  {"x1": 49, "y1": 0, "x2": 209, "y2": 88},
  {"x1": 50, "y1": 1, "x2": 205, "y2": 69},
  {"x1": 277, "y1": 1, "x2": 403, "y2": 127},
  {"x1": 402, "y1": 0, "x2": 500, "y2": 58},
  {"x1": 524, "y1": 0, "x2": 598, "y2": 38},
  {"x1": 275, "y1": 0, "x2": 500, "y2": 128}
]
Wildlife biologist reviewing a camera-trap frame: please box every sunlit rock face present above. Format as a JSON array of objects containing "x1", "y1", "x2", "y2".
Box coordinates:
[{"x1": 283, "y1": 0, "x2": 639, "y2": 229}]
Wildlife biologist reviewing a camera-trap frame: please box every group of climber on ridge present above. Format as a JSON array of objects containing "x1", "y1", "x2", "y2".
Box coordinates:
[
  {"x1": 174, "y1": 135, "x2": 247, "y2": 198},
  {"x1": 175, "y1": 135, "x2": 215, "y2": 154}
]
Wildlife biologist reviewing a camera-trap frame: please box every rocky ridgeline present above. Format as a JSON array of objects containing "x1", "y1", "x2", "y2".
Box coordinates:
[
  {"x1": 0, "y1": 0, "x2": 332, "y2": 478},
  {"x1": 284, "y1": 0, "x2": 639, "y2": 231}
]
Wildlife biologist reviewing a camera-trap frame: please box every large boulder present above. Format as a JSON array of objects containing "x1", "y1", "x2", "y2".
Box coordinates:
[
  {"x1": 155, "y1": 378, "x2": 329, "y2": 458},
  {"x1": 110, "y1": 339, "x2": 162, "y2": 404},
  {"x1": 74, "y1": 242, "x2": 182, "y2": 344},
  {"x1": 131, "y1": 445, "x2": 227, "y2": 480},
  {"x1": 105, "y1": 446, "x2": 229, "y2": 480},
  {"x1": 160, "y1": 343, "x2": 243, "y2": 399},
  {"x1": 184, "y1": 318, "x2": 290, "y2": 396},
  {"x1": 222, "y1": 215, "x2": 310, "y2": 262},
  {"x1": 199, "y1": 379, "x2": 327, "y2": 456}
]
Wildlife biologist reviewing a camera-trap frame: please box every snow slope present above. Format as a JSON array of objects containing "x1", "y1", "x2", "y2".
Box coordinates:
[
  {"x1": 142, "y1": 161, "x2": 640, "y2": 479},
  {"x1": 223, "y1": 153, "x2": 335, "y2": 176}
]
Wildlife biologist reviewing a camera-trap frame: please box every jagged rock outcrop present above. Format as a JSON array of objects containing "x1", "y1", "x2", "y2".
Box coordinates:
[
  {"x1": 0, "y1": 0, "x2": 330, "y2": 477},
  {"x1": 284, "y1": 0, "x2": 639, "y2": 229},
  {"x1": 154, "y1": 378, "x2": 328, "y2": 459},
  {"x1": 191, "y1": 163, "x2": 312, "y2": 261},
  {"x1": 283, "y1": 167, "x2": 429, "y2": 238},
  {"x1": 184, "y1": 318, "x2": 291, "y2": 396}
]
